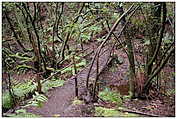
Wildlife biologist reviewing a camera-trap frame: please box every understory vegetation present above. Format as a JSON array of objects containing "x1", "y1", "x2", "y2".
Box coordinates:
[{"x1": 2, "y1": 2, "x2": 175, "y2": 117}]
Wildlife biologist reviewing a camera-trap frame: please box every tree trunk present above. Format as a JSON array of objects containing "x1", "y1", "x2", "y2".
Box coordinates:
[
  {"x1": 146, "y1": 3, "x2": 162, "y2": 76},
  {"x1": 119, "y1": 4, "x2": 136, "y2": 98}
]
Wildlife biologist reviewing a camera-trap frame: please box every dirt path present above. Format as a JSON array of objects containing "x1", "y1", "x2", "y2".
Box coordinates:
[
  {"x1": 26, "y1": 46, "x2": 112, "y2": 117},
  {"x1": 98, "y1": 48, "x2": 130, "y2": 95}
]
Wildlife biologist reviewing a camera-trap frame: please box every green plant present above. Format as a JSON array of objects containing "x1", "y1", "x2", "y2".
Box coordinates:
[
  {"x1": 80, "y1": 33, "x2": 91, "y2": 42},
  {"x1": 25, "y1": 92, "x2": 48, "y2": 108},
  {"x1": 2, "y1": 91, "x2": 14, "y2": 109},
  {"x1": 72, "y1": 97, "x2": 84, "y2": 105},
  {"x1": 3, "y1": 80, "x2": 37, "y2": 110},
  {"x1": 6, "y1": 109, "x2": 40, "y2": 117},
  {"x1": 13, "y1": 80, "x2": 37, "y2": 98},
  {"x1": 95, "y1": 106, "x2": 120, "y2": 117},
  {"x1": 42, "y1": 78, "x2": 65, "y2": 93},
  {"x1": 166, "y1": 89, "x2": 175, "y2": 96},
  {"x1": 61, "y1": 59, "x2": 86, "y2": 75},
  {"x1": 98, "y1": 88, "x2": 122, "y2": 107}
]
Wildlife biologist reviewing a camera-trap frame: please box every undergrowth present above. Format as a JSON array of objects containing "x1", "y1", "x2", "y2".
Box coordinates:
[
  {"x1": 95, "y1": 106, "x2": 139, "y2": 117},
  {"x1": 98, "y1": 88, "x2": 123, "y2": 107},
  {"x1": 2, "y1": 77, "x2": 65, "y2": 110},
  {"x1": 5, "y1": 109, "x2": 40, "y2": 117},
  {"x1": 96, "y1": 88, "x2": 135, "y2": 117}
]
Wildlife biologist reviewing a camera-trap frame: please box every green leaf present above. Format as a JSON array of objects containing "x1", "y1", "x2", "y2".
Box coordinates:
[
  {"x1": 72, "y1": 98, "x2": 84, "y2": 105},
  {"x1": 2, "y1": 92, "x2": 13, "y2": 109},
  {"x1": 6, "y1": 110, "x2": 40, "y2": 117},
  {"x1": 61, "y1": 67, "x2": 73, "y2": 74},
  {"x1": 15, "y1": 109, "x2": 27, "y2": 113},
  {"x1": 13, "y1": 81, "x2": 36, "y2": 98},
  {"x1": 26, "y1": 92, "x2": 48, "y2": 108},
  {"x1": 90, "y1": 26, "x2": 102, "y2": 31},
  {"x1": 76, "y1": 60, "x2": 86, "y2": 67},
  {"x1": 42, "y1": 79, "x2": 65, "y2": 93},
  {"x1": 144, "y1": 40, "x2": 150, "y2": 45},
  {"x1": 81, "y1": 33, "x2": 90, "y2": 41},
  {"x1": 98, "y1": 88, "x2": 122, "y2": 106},
  {"x1": 95, "y1": 107, "x2": 120, "y2": 117}
]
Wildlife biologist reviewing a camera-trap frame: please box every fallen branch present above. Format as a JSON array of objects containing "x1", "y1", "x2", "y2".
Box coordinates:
[{"x1": 117, "y1": 108, "x2": 160, "y2": 117}]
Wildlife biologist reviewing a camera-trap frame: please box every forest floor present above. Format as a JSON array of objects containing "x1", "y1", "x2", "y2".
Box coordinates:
[
  {"x1": 3, "y1": 29, "x2": 175, "y2": 117},
  {"x1": 24, "y1": 40, "x2": 175, "y2": 117}
]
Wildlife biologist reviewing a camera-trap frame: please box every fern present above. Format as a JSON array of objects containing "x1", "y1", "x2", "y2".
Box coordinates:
[
  {"x1": 25, "y1": 92, "x2": 48, "y2": 108},
  {"x1": 13, "y1": 80, "x2": 37, "y2": 98},
  {"x1": 6, "y1": 109, "x2": 40, "y2": 117},
  {"x1": 61, "y1": 67, "x2": 73, "y2": 74},
  {"x1": 99, "y1": 88, "x2": 122, "y2": 106},
  {"x1": 81, "y1": 33, "x2": 91, "y2": 42},
  {"x1": 42, "y1": 78, "x2": 65, "y2": 93},
  {"x1": 90, "y1": 25, "x2": 102, "y2": 32},
  {"x1": 95, "y1": 107, "x2": 120, "y2": 117},
  {"x1": 76, "y1": 60, "x2": 86, "y2": 67},
  {"x1": 61, "y1": 60, "x2": 86, "y2": 74},
  {"x1": 3, "y1": 80, "x2": 37, "y2": 109}
]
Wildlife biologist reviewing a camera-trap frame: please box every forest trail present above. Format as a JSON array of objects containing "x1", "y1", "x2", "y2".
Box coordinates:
[
  {"x1": 99, "y1": 49, "x2": 130, "y2": 95},
  {"x1": 26, "y1": 46, "x2": 112, "y2": 117}
]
